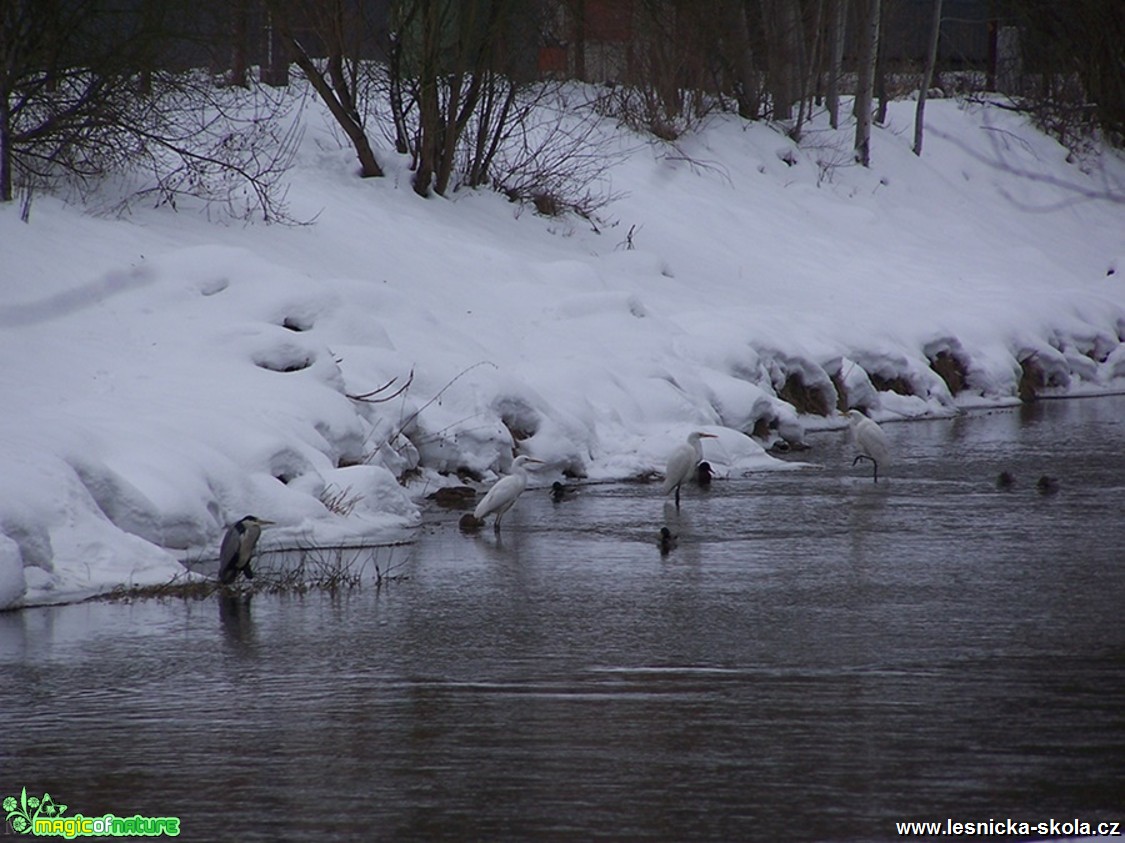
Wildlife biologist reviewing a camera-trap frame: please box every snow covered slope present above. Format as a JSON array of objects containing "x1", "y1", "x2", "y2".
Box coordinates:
[{"x1": 2, "y1": 92, "x2": 1123, "y2": 607}]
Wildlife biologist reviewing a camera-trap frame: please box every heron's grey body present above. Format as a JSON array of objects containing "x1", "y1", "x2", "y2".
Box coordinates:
[
  {"x1": 847, "y1": 410, "x2": 892, "y2": 482},
  {"x1": 219, "y1": 516, "x2": 273, "y2": 584}
]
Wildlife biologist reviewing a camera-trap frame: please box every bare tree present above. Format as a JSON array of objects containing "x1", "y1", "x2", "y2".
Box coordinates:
[
  {"x1": 1008, "y1": 0, "x2": 1124, "y2": 149},
  {"x1": 385, "y1": 0, "x2": 525, "y2": 198},
  {"x1": 913, "y1": 0, "x2": 942, "y2": 155},
  {"x1": 826, "y1": 0, "x2": 848, "y2": 128},
  {"x1": 853, "y1": 0, "x2": 880, "y2": 165},
  {"x1": 759, "y1": 0, "x2": 802, "y2": 121},
  {"x1": 264, "y1": 0, "x2": 384, "y2": 178},
  {"x1": 0, "y1": 1, "x2": 297, "y2": 219},
  {"x1": 229, "y1": 0, "x2": 251, "y2": 89}
]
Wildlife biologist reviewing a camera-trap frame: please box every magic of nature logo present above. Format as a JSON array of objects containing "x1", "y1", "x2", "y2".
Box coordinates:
[{"x1": 3, "y1": 787, "x2": 180, "y2": 837}]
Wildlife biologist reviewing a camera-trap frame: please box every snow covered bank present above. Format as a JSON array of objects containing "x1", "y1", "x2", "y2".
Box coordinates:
[{"x1": 2, "y1": 92, "x2": 1123, "y2": 608}]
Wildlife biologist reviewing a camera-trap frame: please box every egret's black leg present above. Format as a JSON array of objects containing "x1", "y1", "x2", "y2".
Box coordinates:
[
  {"x1": 853, "y1": 454, "x2": 878, "y2": 483},
  {"x1": 674, "y1": 484, "x2": 681, "y2": 509}
]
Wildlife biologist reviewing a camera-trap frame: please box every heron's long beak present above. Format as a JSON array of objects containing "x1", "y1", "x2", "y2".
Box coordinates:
[
  {"x1": 700, "y1": 433, "x2": 719, "y2": 439},
  {"x1": 257, "y1": 519, "x2": 277, "y2": 526}
]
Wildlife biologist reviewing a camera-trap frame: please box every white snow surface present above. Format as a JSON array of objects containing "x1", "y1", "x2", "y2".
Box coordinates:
[{"x1": 2, "y1": 92, "x2": 1123, "y2": 608}]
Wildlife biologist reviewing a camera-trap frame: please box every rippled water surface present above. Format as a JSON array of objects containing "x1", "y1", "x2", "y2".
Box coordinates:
[{"x1": 2, "y1": 398, "x2": 1123, "y2": 841}]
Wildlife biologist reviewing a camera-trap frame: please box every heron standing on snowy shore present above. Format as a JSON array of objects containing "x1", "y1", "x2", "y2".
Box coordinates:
[{"x1": 219, "y1": 515, "x2": 275, "y2": 584}]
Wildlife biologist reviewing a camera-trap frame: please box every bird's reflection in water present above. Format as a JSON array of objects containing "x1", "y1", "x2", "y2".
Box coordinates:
[{"x1": 218, "y1": 593, "x2": 254, "y2": 648}]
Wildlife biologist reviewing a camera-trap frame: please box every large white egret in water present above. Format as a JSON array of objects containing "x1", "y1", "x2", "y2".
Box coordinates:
[
  {"x1": 219, "y1": 515, "x2": 275, "y2": 584},
  {"x1": 473, "y1": 455, "x2": 544, "y2": 531},
  {"x1": 847, "y1": 410, "x2": 891, "y2": 483},
  {"x1": 662, "y1": 431, "x2": 718, "y2": 507}
]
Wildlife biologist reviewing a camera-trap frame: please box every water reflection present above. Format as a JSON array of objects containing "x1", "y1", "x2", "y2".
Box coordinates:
[
  {"x1": 218, "y1": 593, "x2": 254, "y2": 649},
  {"x1": 1, "y1": 398, "x2": 1123, "y2": 842}
]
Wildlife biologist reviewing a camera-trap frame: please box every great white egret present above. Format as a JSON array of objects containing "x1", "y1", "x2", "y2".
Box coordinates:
[
  {"x1": 662, "y1": 431, "x2": 718, "y2": 507},
  {"x1": 219, "y1": 516, "x2": 275, "y2": 584},
  {"x1": 658, "y1": 526, "x2": 677, "y2": 554},
  {"x1": 473, "y1": 455, "x2": 544, "y2": 531},
  {"x1": 846, "y1": 410, "x2": 891, "y2": 483}
]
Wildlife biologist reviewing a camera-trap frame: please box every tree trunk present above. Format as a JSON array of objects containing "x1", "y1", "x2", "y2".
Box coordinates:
[
  {"x1": 913, "y1": 0, "x2": 943, "y2": 155},
  {"x1": 265, "y1": 0, "x2": 381, "y2": 178},
  {"x1": 572, "y1": 0, "x2": 586, "y2": 81},
  {"x1": 261, "y1": 11, "x2": 290, "y2": 87},
  {"x1": 794, "y1": 0, "x2": 824, "y2": 141},
  {"x1": 413, "y1": 0, "x2": 441, "y2": 196},
  {"x1": 762, "y1": 0, "x2": 800, "y2": 121},
  {"x1": 732, "y1": 1, "x2": 760, "y2": 119},
  {"x1": 230, "y1": 0, "x2": 249, "y2": 88},
  {"x1": 854, "y1": 0, "x2": 879, "y2": 166},
  {"x1": 0, "y1": 89, "x2": 11, "y2": 202},
  {"x1": 874, "y1": 1, "x2": 889, "y2": 125},
  {"x1": 826, "y1": 0, "x2": 847, "y2": 128}
]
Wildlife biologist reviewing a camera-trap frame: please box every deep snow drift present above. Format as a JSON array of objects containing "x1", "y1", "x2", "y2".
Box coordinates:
[{"x1": 2, "y1": 89, "x2": 1123, "y2": 608}]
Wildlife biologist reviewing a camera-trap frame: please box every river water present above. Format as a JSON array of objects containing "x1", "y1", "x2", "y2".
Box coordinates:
[{"x1": 2, "y1": 398, "x2": 1123, "y2": 841}]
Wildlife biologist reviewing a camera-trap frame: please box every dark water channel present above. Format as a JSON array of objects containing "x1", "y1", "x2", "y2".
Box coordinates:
[{"x1": 2, "y1": 398, "x2": 1123, "y2": 841}]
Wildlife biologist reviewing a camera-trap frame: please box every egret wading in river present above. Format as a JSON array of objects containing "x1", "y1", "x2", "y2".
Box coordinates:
[
  {"x1": 219, "y1": 516, "x2": 275, "y2": 584},
  {"x1": 662, "y1": 432, "x2": 718, "y2": 508},
  {"x1": 473, "y1": 455, "x2": 544, "y2": 532},
  {"x1": 847, "y1": 410, "x2": 891, "y2": 483}
]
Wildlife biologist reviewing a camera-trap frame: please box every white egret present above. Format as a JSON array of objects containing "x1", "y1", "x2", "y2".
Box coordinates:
[
  {"x1": 219, "y1": 516, "x2": 275, "y2": 584},
  {"x1": 662, "y1": 431, "x2": 718, "y2": 507},
  {"x1": 846, "y1": 410, "x2": 891, "y2": 483},
  {"x1": 473, "y1": 455, "x2": 544, "y2": 531}
]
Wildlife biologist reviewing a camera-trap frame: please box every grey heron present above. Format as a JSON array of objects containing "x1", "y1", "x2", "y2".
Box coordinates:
[{"x1": 218, "y1": 516, "x2": 275, "y2": 584}]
